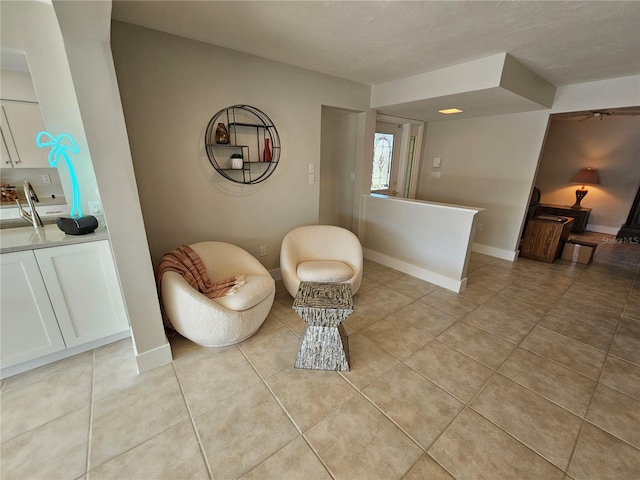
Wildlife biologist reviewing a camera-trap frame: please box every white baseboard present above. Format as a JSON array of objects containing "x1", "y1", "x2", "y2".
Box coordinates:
[
  {"x1": 472, "y1": 243, "x2": 518, "y2": 261},
  {"x1": 363, "y1": 248, "x2": 466, "y2": 293},
  {"x1": 585, "y1": 225, "x2": 619, "y2": 235},
  {"x1": 135, "y1": 341, "x2": 173, "y2": 374},
  {"x1": 1, "y1": 329, "x2": 132, "y2": 380}
]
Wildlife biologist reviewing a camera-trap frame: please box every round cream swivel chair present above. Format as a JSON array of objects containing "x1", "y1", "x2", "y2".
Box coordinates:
[
  {"x1": 280, "y1": 225, "x2": 363, "y2": 298},
  {"x1": 160, "y1": 241, "x2": 275, "y2": 347}
]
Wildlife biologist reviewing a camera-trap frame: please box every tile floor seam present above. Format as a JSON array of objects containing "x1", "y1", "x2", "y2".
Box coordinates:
[
  {"x1": 170, "y1": 362, "x2": 214, "y2": 480},
  {"x1": 428, "y1": 335, "x2": 505, "y2": 373},
  {"x1": 299, "y1": 431, "x2": 338, "y2": 479},
  {"x1": 465, "y1": 401, "x2": 574, "y2": 473},
  {"x1": 581, "y1": 418, "x2": 640, "y2": 453},
  {"x1": 399, "y1": 454, "x2": 425, "y2": 480},
  {"x1": 539, "y1": 309, "x2": 621, "y2": 334},
  {"x1": 0, "y1": 403, "x2": 90, "y2": 446},
  {"x1": 416, "y1": 297, "x2": 481, "y2": 320},
  {"x1": 439, "y1": 315, "x2": 587, "y2": 475},
  {"x1": 515, "y1": 333, "x2": 607, "y2": 382},
  {"x1": 606, "y1": 350, "x2": 640, "y2": 368},
  {"x1": 85, "y1": 419, "x2": 189, "y2": 476},
  {"x1": 451, "y1": 305, "x2": 595, "y2": 473},
  {"x1": 235, "y1": 342, "x2": 304, "y2": 435},
  {"x1": 563, "y1": 309, "x2": 626, "y2": 476},
  {"x1": 85, "y1": 348, "x2": 96, "y2": 477},
  {"x1": 527, "y1": 322, "x2": 618, "y2": 356},
  {"x1": 357, "y1": 388, "x2": 426, "y2": 453},
  {"x1": 456, "y1": 317, "x2": 527, "y2": 346},
  {"x1": 235, "y1": 338, "x2": 337, "y2": 480},
  {"x1": 420, "y1": 352, "x2": 503, "y2": 462}
]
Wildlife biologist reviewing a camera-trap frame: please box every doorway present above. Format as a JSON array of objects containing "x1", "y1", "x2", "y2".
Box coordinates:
[{"x1": 370, "y1": 115, "x2": 424, "y2": 199}]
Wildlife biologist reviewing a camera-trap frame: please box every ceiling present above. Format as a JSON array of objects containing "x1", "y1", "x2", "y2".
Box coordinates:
[
  {"x1": 6, "y1": 1, "x2": 638, "y2": 122},
  {"x1": 111, "y1": 0, "x2": 640, "y2": 88},
  {"x1": 110, "y1": 0, "x2": 640, "y2": 121}
]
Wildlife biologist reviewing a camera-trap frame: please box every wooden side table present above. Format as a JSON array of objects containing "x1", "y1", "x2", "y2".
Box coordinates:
[
  {"x1": 292, "y1": 282, "x2": 353, "y2": 371},
  {"x1": 536, "y1": 204, "x2": 591, "y2": 233},
  {"x1": 520, "y1": 215, "x2": 574, "y2": 263}
]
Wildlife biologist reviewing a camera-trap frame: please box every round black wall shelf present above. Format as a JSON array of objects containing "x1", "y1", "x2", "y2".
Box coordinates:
[{"x1": 205, "y1": 105, "x2": 280, "y2": 184}]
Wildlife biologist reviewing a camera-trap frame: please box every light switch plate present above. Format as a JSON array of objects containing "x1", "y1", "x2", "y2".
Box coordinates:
[
  {"x1": 432, "y1": 157, "x2": 442, "y2": 168},
  {"x1": 428, "y1": 171, "x2": 441, "y2": 179},
  {"x1": 308, "y1": 163, "x2": 315, "y2": 174}
]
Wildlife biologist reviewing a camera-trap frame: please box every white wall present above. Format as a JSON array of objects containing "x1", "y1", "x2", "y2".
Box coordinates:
[
  {"x1": 361, "y1": 194, "x2": 481, "y2": 292},
  {"x1": 320, "y1": 107, "x2": 359, "y2": 230},
  {"x1": 416, "y1": 111, "x2": 550, "y2": 259},
  {"x1": 0, "y1": 70, "x2": 38, "y2": 102},
  {"x1": 536, "y1": 115, "x2": 640, "y2": 233},
  {"x1": 1, "y1": 1, "x2": 101, "y2": 218},
  {"x1": 551, "y1": 76, "x2": 640, "y2": 114},
  {"x1": 110, "y1": 21, "x2": 371, "y2": 270}
]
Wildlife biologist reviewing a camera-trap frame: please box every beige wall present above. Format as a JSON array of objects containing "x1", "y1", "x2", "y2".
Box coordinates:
[
  {"x1": 319, "y1": 107, "x2": 359, "y2": 230},
  {"x1": 535, "y1": 115, "x2": 640, "y2": 233},
  {"x1": 110, "y1": 21, "x2": 370, "y2": 270},
  {"x1": 416, "y1": 111, "x2": 550, "y2": 258}
]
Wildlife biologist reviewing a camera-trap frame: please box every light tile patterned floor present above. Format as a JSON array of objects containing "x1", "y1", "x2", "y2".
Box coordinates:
[{"x1": 2, "y1": 234, "x2": 640, "y2": 479}]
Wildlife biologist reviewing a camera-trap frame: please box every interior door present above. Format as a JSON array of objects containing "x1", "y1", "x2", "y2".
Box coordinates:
[{"x1": 371, "y1": 121, "x2": 402, "y2": 196}]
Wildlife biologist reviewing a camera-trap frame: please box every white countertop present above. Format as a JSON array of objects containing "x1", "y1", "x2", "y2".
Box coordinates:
[{"x1": 0, "y1": 222, "x2": 110, "y2": 254}]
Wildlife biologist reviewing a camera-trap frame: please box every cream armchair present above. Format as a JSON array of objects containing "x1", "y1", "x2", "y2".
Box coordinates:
[
  {"x1": 160, "y1": 241, "x2": 275, "y2": 347},
  {"x1": 280, "y1": 225, "x2": 363, "y2": 298}
]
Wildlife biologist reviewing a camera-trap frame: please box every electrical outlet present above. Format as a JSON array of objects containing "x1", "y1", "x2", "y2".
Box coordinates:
[
  {"x1": 477, "y1": 223, "x2": 483, "y2": 231},
  {"x1": 259, "y1": 245, "x2": 267, "y2": 256},
  {"x1": 41, "y1": 174, "x2": 51, "y2": 184},
  {"x1": 88, "y1": 201, "x2": 102, "y2": 215}
]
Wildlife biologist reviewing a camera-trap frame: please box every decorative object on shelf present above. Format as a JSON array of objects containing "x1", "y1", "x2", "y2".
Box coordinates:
[
  {"x1": 215, "y1": 123, "x2": 229, "y2": 144},
  {"x1": 570, "y1": 167, "x2": 599, "y2": 209},
  {"x1": 263, "y1": 138, "x2": 272, "y2": 162},
  {"x1": 205, "y1": 105, "x2": 280, "y2": 185},
  {"x1": 1, "y1": 184, "x2": 18, "y2": 203},
  {"x1": 230, "y1": 153, "x2": 243, "y2": 170},
  {"x1": 36, "y1": 131, "x2": 82, "y2": 218}
]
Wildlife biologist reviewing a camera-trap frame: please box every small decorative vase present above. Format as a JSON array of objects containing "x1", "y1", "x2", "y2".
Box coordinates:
[
  {"x1": 215, "y1": 123, "x2": 229, "y2": 144},
  {"x1": 263, "y1": 138, "x2": 272, "y2": 162},
  {"x1": 231, "y1": 157, "x2": 243, "y2": 169}
]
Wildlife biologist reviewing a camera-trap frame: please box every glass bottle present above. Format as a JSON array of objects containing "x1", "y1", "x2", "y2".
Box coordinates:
[{"x1": 263, "y1": 138, "x2": 272, "y2": 162}]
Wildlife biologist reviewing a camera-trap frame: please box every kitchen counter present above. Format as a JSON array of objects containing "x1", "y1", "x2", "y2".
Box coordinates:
[{"x1": 0, "y1": 222, "x2": 109, "y2": 254}]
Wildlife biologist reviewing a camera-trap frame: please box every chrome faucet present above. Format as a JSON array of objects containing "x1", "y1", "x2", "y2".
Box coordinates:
[{"x1": 15, "y1": 181, "x2": 44, "y2": 228}]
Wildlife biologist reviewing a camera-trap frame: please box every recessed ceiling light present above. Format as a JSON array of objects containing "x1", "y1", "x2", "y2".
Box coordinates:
[{"x1": 438, "y1": 108, "x2": 464, "y2": 115}]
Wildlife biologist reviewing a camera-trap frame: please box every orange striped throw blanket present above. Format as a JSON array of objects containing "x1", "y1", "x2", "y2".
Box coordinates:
[{"x1": 157, "y1": 245, "x2": 245, "y2": 327}]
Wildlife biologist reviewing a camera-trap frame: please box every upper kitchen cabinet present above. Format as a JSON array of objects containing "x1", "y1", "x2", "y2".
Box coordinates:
[{"x1": 1, "y1": 101, "x2": 51, "y2": 169}]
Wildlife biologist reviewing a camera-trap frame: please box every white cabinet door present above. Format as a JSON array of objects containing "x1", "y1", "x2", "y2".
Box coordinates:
[
  {"x1": 34, "y1": 241, "x2": 130, "y2": 347},
  {"x1": 0, "y1": 251, "x2": 66, "y2": 367},
  {"x1": 1, "y1": 127, "x2": 16, "y2": 168},
  {"x1": 1, "y1": 103, "x2": 51, "y2": 169}
]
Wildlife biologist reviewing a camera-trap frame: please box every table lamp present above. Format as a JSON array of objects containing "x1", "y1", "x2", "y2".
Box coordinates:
[{"x1": 570, "y1": 167, "x2": 599, "y2": 209}]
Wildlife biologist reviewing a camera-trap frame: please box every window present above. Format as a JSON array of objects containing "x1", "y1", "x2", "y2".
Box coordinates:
[{"x1": 371, "y1": 133, "x2": 394, "y2": 191}]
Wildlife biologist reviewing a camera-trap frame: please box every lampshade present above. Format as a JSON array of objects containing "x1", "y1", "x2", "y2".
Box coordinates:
[{"x1": 570, "y1": 168, "x2": 600, "y2": 186}]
